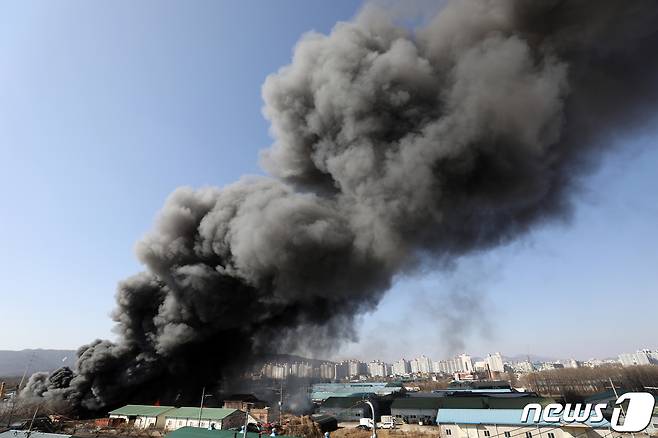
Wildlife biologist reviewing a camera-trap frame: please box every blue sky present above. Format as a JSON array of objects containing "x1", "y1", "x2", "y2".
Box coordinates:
[{"x1": 0, "y1": 1, "x2": 656, "y2": 361}]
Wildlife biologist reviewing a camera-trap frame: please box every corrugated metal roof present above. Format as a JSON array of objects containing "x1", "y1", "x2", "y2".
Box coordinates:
[
  {"x1": 310, "y1": 382, "x2": 403, "y2": 401},
  {"x1": 109, "y1": 405, "x2": 176, "y2": 417},
  {"x1": 434, "y1": 389, "x2": 514, "y2": 394},
  {"x1": 311, "y1": 391, "x2": 373, "y2": 401},
  {"x1": 438, "y1": 398, "x2": 487, "y2": 409},
  {"x1": 438, "y1": 408, "x2": 553, "y2": 426},
  {"x1": 391, "y1": 395, "x2": 554, "y2": 411},
  {"x1": 485, "y1": 397, "x2": 553, "y2": 409},
  {"x1": 165, "y1": 408, "x2": 237, "y2": 420},
  {"x1": 392, "y1": 397, "x2": 444, "y2": 410},
  {"x1": 448, "y1": 381, "x2": 511, "y2": 390},
  {"x1": 436, "y1": 408, "x2": 612, "y2": 428},
  {"x1": 320, "y1": 396, "x2": 369, "y2": 409},
  {"x1": 165, "y1": 426, "x2": 299, "y2": 438}
]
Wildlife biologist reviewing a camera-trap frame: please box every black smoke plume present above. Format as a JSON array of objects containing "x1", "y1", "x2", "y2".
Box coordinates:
[{"x1": 23, "y1": 0, "x2": 658, "y2": 411}]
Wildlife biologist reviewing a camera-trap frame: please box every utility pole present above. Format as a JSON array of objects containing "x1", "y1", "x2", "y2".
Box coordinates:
[
  {"x1": 242, "y1": 402, "x2": 253, "y2": 438},
  {"x1": 609, "y1": 377, "x2": 635, "y2": 438},
  {"x1": 24, "y1": 404, "x2": 39, "y2": 438},
  {"x1": 7, "y1": 354, "x2": 34, "y2": 428},
  {"x1": 363, "y1": 400, "x2": 377, "y2": 438},
  {"x1": 279, "y1": 380, "x2": 283, "y2": 425},
  {"x1": 642, "y1": 387, "x2": 656, "y2": 437},
  {"x1": 198, "y1": 387, "x2": 206, "y2": 427}
]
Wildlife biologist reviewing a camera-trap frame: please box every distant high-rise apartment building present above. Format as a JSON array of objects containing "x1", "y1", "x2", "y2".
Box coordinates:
[
  {"x1": 263, "y1": 363, "x2": 288, "y2": 379},
  {"x1": 368, "y1": 360, "x2": 390, "y2": 377},
  {"x1": 334, "y1": 361, "x2": 349, "y2": 380},
  {"x1": 347, "y1": 360, "x2": 367, "y2": 377},
  {"x1": 416, "y1": 355, "x2": 432, "y2": 373},
  {"x1": 320, "y1": 362, "x2": 335, "y2": 379},
  {"x1": 566, "y1": 359, "x2": 581, "y2": 368},
  {"x1": 486, "y1": 352, "x2": 505, "y2": 373},
  {"x1": 431, "y1": 354, "x2": 473, "y2": 374},
  {"x1": 619, "y1": 349, "x2": 658, "y2": 366},
  {"x1": 392, "y1": 358, "x2": 410, "y2": 376},
  {"x1": 457, "y1": 354, "x2": 474, "y2": 372}
]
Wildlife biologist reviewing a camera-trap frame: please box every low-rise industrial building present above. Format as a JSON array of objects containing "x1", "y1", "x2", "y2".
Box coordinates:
[
  {"x1": 436, "y1": 408, "x2": 615, "y2": 438},
  {"x1": 391, "y1": 395, "x2": 444, "y2": 425},
  {"x1": 310, "y1": 381, "x2": 403, "y2": 402},
  {"x1": 316, "y1": 396, "x2": 375, "y2": 422},
  {"x1": 164, "y1": 407, "x2": 246, "y2": 431},
  {"x1": 108, "y1": 404, "x2": 175, "y2": 429},
  {"x1": 222, "y1": 394, "x2": 270, "y2": 423},
  {"x1": 391, "y1": 394, "x2": 549, "y2": 426}
]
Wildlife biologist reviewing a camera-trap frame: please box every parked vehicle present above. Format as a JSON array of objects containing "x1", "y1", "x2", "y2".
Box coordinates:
[
  {"x1": 359, "y1": 418, "x2": 374, "y2": 429},
  {"x1": 379, "y1": 415, "x2": 396, "y2": 429}
]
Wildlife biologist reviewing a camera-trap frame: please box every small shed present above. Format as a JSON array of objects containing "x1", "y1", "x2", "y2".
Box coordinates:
[{"x1": 108, "y1": 405, "x2": 175, "y2": 429}]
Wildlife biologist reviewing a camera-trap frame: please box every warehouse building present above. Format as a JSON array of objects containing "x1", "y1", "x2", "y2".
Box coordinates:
[
  {"x1": 310, "y1": 381, "x2": 403, "y2": 402},
  {"x1": 436, "y1": 407, "x2": 615, "y2": 438},
  {"x1": 317, "y1": 395, "x2": 395, "y2": 422},
  {"x1": 164, "y1": 407, "x2": 247, "y2": 431},
  {"x1": 108, "y1": 405, "x2": 175, "y2": 429},
  {"x1": 391, "y1": 395, "x2": 444, "y2": 425},
  {"x1": 390, "y1": 394, "x2": 553, "y2": 426},
  {"x1": 316, "y1": 396, "x2": 379, "y2": 422}
]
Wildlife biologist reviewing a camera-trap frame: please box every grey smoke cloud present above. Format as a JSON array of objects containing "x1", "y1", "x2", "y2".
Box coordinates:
[{"x1": 24, "y1": 0, "x2": 658, "y2": 411}]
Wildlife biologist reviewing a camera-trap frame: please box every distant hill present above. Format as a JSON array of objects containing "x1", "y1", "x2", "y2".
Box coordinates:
[
  {"x1": 0, "y1": 349, "x2": 76, "y2": 377},
  {"x1": 265, "y1": 353, "x2": 335, "y2": 366}
]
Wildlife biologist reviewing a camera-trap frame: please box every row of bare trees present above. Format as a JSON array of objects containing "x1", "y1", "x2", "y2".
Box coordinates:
[{"x1": 519, "y1": 364, "x2": 658, "y2": 399}]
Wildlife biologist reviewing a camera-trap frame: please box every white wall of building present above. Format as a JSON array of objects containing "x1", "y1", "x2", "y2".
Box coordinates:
[{"x1": 439, "y1": 423, "x2": 615, "y2": 438}]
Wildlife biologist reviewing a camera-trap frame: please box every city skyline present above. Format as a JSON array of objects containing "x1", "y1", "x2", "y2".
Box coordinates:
[{"x1": 256, "y1": 347, "x2": 658, "y2": 380}]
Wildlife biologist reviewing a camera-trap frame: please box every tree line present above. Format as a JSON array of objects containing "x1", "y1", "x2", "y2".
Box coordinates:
[{"x1": 519, "y1": 365, "x2": 658, "y2": 400}]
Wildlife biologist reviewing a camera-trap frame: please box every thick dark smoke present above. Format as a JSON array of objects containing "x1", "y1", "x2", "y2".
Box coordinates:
[{"x1": 23, "y1": 0, "x2": 658, "y2": 411}]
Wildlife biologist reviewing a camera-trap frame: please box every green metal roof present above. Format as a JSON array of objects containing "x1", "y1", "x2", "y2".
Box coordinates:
[
  {"x1": 165, "y1": 408, "x2": 238, "y2": 420},
  {"x1": 109, "y1": 405, "x2": 176, "y2": 417},
  {"x1": 391, "y1": 395, "x2": 555, "y2": 411},
  {"x1": 437, "y1": 398, "x2": 487, "y2": 409},
  {"x1": 320, "y1": 396, "x2": 369, "y2": 409},
  {"x1": 165, "y1": 426, "x2": 299, "y2": 438},
  {"x1": 392, "y1": 397, "x2": 444, "y2": 410},
  {"x1": 485, "y1": 397, "x2": 553, "y2": 409}
]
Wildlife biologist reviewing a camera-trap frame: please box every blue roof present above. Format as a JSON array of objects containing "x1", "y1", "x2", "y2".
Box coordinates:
[
  {"x1": 436, "y1": 409, "x2": 611, "y2": 429},
  {"x1": 311, "y1": 382, "x2": 403, "y2": 401}
]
